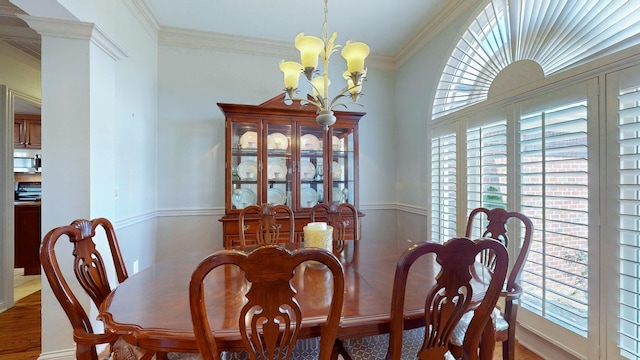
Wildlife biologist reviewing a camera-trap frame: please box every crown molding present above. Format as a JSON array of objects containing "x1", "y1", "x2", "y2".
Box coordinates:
[
  {"x1": 17, "y1": 15, "x2": 92, "y2": 39},
  {"x1": 393, "y1": 0, "x2": 477, "y2": 67},
  {"x1": 91, "y1": 25, "x2": 128, "y2": 61},
  {"x1": 17, "y1": 16, "x2": 128, "y2": 61},
  {"x1": 158, "y1": 26, "x2": 395, "y2": 71},
  {"x1": 159, "y1": 26, "x2": 293, "y2": 57},
  {"x1": 123, "y1": 0, "x2": 160, "y2": 42}
]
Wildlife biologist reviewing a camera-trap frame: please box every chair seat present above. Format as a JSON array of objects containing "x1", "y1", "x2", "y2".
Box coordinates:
[
  {"x1": 167, "y1": 353, "x2": 203, "y2": 360},
  {"x1": 342, "y1": 328, "x2": 456, "y2": 360},
  {"x1": 221, "y1": 338, "x2": 322, "y2": 360},
  {"x1": 450, "y1": 308, "x2": 509, "y2": 347}
]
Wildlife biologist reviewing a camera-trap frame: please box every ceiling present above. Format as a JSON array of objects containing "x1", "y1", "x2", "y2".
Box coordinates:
[
  {"x1": 144, "y1": 0, "x2": 459, "y2": 57},
  {"x1": 0, "y1": 0, "x2": 472, "y2": 62}
]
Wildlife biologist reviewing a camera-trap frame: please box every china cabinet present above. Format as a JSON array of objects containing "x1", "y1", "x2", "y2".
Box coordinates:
[{"x1": 219, "y1": 94, "x2": 365, "y2": 247}]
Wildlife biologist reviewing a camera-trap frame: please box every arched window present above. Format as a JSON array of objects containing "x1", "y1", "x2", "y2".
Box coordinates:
[
  {"x1": 428, "y1": 1, "x2": 640, "y2": 358},
  {"x1": 432, "y1": 0, "x2": 640, "y2": 119}
]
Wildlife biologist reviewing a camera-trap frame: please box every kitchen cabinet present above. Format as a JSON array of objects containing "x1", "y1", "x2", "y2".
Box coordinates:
[
  {"x1": 14, "y1": 202, "x2": 41, "y2": 275},
  {"x1": 219, "y1": 94, "x2": 365, "y2": 247},
  {"x1": 14, "y1": 114, "x2": 41, "y2": 149}
]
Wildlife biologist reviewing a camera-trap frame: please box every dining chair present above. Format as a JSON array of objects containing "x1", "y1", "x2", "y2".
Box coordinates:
[
  {"x1": 449, "y1": 207, "x2": 534, "y2": 360},
  {"x1": 341, "y1": 237, "x2": 508, "y2": 360},
  {"x1": 309, "y1": 202, "x2": 360, "y2": 242},
  {"x1": 309, "y1": 201, "x2": 359, "y2": 358},
  {"x1": 40, "y1": 218, "x2": 156, "y2": 360},
  {"x1": 189, "y1": 245, "x2": 345, "y2": 360},
  {"x1": 238, "y1": 203, "x2": 295, "y2": 248}
]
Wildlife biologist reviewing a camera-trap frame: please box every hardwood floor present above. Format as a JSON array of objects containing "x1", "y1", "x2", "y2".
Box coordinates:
[
  {"x1": 0, "y1": 290, "x2": 41, "y2": 360},
  {"x1": 0, "y1": 289, "x2": 542, "y2": 360}
]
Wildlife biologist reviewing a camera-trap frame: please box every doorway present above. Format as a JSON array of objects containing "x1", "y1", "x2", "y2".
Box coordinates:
[{"x1": 0, "y1": 86, "x2": 41, "y2": 312}]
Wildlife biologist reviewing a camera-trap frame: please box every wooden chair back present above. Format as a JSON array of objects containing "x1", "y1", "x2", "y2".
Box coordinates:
[
  {"x1": 238, "y1": 204, "x2": 295, "y2": 248},
  {"x1": 386, "y1": 237, "x2": 508, "y2": 360},
  {"x1": 309, "y1": 202, "x2": 359, "y2": 242},
  {"x1": 189, "y1": 245, "x2": 345, "y2": 360},
  {"x1": 40, "y1": 218, "x2": 128, "y2": 360},
  {"x1": 465, "y1": 207, "x2": 533, "y2": 291},
  {"x1": 464, "y1": 207, "x2": 534, "y2": 359}
]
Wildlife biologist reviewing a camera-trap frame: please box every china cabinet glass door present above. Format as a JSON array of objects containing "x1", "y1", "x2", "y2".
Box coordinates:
[
  {"x1": 265, "y1": 122, "x2": 292, "y2": 207},
  {"x1": 230, "y1": 121, "x2": 259, "y2": 209},
  {"x1": 330, "y1": 126, "x2": 356, "y2": 204},
  {"x1": 298, "y1": 124, "x2": 324, "y2": 209}
]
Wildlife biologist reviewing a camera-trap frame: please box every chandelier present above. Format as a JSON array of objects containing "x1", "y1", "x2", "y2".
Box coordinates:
[{"x1": 279, "y1": 0, "x2": 370, "y2": 130}]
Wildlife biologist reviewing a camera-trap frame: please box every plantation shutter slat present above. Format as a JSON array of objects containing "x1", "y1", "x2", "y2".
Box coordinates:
[
  {"x1": 466, "y1": 121, "x2": 508, "y2": 220},
  {"x1": 431, "y1": 133, "x2": 457, "y2": 243},
  {"x1": 617, "y1": 80, "x2": 640, "y2": 359}
]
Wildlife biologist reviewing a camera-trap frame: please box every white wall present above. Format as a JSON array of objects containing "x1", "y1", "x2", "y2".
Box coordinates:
[
  {"x1": 155, "y1": 44, "x2": 397, "y2": 260},
  {"x1": 393, "y1": 6, "x2": 478, "y2": 243},
  {"x1": 16, "y1": 0, "x2": 160, "y2": 357},
  {"x1": 0, "y1": 50, "x2": 41, "y2": 97}
]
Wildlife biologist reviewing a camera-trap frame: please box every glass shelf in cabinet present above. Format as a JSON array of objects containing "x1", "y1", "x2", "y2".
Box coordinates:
[
  {"x1": 331, "y1": 150, "x2": 354, "y2": 157},
  {"x1": 233, "y1": 148, "x2": 259, "y2": 155},
  {"x1": 234, "y1": 179, "x2": 258, "y2": 184},
  {"x1": 301, "y1": 149, "x2": 323, "y2": 156},
  {"x1": 268, "y1": 149, "x2": 290, "y2": 156}
]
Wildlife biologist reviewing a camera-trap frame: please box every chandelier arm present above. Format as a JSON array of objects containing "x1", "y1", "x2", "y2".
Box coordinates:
[
  {"x1": 286, "y1": 96, "x2": 323, "y2": 111},
  {"x1": 308, "y1": 80, "x2": 327, "y2": 109},
  {"x1": 329, "y1": 100, "x2": 364, "y2": 111},
  {"x1": 327, "y1": 85, "x2": 357, "y2": 108}
]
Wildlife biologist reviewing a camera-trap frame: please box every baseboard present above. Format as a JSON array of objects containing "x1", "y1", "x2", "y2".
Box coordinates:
[
  {"x1": 517, "y1": 324, "x2": 583, "y2": 360},
  {"x1": 38, "y1": 348, "x2": 76, "y2": 360}
]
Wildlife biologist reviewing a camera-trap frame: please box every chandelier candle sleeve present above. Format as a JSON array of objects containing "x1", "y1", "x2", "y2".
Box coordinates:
[
  {"x1": 280, "y1": 61, "x2": 303, "y2": 89},
  {"x1": 342, "y1": 41, "x2": 369, "y2": 73},
  {"x1": 295, "y1": 33, "x2": 324, "y2": 76}
]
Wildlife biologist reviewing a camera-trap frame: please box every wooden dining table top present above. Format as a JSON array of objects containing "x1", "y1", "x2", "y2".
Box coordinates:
[{"x1": 99, "y1": 239, "x2": 492, "y2": 354}]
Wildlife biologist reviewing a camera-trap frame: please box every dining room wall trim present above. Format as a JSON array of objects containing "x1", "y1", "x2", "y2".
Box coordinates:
[
  {"x1": 156, "y1": 207, "x2": 224, "y2": 217},
  {"x1": 153, "y1": 203, "x2": 401, "y2": 219},
  {"x1": 396, "y1": 202, "x2": 428, "y2": 216},
  {"x1": 37, "y1": 347, "x2": 76, "y2": 360},
  {"x1": 112, "y1": 209, "x2": 157, "y2": 229}
]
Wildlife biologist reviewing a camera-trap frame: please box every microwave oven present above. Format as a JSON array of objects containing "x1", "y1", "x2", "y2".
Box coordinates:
[{"x1": 13, "y1": 150, "x2": 41, "y2": 173}]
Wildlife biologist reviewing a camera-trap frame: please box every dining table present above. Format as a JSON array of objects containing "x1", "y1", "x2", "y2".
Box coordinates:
[{"x1": 99, "y1": 238, "x2": 494, "y2": 355}]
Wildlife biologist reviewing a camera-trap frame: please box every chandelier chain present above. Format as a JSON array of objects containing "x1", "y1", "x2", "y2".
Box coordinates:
[{"x1": 323, "y1": 0, "x2": 329, "y2": 43}]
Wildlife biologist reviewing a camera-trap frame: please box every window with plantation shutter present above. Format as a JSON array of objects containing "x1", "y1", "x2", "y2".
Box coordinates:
[
  {"x1": 432, "y1": 0, "x2": 640, "y2": 119},
  {"x1": 518, "y1": 99, "x2": 590, "y2": 336},
  {"x1": 466, "y1": 121, "x2": 508, "y2": 213},
  {"x1": 427, "y1": 0, "x2": 640, "y2": 357},
  {"x1": 430, "y1": 133, "x2": 457, "y2": 243},
  {"x1": 612, "y1": 65, "x2": 640, "y2": 359}
]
